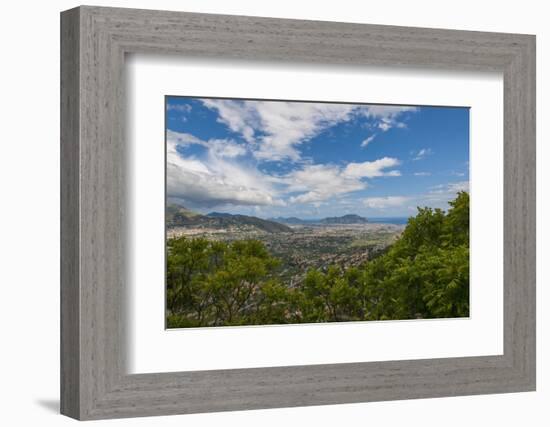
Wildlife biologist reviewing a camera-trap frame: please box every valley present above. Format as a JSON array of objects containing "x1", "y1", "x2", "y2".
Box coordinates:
[{"x1": 167, "y1": 204, "x2": 405, "y2": 286}]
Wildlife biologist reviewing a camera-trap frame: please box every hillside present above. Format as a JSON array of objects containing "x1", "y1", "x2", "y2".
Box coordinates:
[
  {"x1": 269, "y1": 216, "x2": 314, "y2": 225},
  {"x1": 271, "y1": 214, "x2": 369, "y2": 225},
  {"x1": 167, "y1": 191, "x2": 470, "y2": 328},
  {"x1": 166, "y1": 204, "x2": 293, "y2": 233}
]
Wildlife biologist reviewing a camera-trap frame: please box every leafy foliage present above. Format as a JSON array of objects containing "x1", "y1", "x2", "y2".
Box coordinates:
[{"x1": 166, "y1": 192, "x2": 470, "y2": 328}]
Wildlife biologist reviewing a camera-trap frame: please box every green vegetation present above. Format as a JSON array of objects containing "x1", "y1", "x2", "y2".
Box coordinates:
[
  {"x1": 166, "y1": 192, "x2": 469, "y2": 328},
  {"x1": 166, "y1": 204, "x2": 293, "y2": 233}
]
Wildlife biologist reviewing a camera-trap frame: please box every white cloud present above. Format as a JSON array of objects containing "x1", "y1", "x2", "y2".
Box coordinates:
[
  {"x1": 363, "y1": 105, "x2": 417, "y2": 131},
  {"x1": 361, "y1": 134, "x2": 376, "y2": 148},
  {"x1": 166, "y1": 103, "x2": 192, "y2": 122},
  {"x1": 166, "y1": 133, "x2": 281, "y2": 208},
  {"x1": 447, "y1": 181, "x2": 469, "y2": 192},
  {"x1": 401, "y1": 181, "x2": 470, "y2": 212},
  {"x1": 201, "y1": 99, "x2": 257, "y2": 143},
  {"x1": 166, "y1": 100, "x2": 421, "y2": 211},
  {"x1": 363, "y1": 196, "x2": 410, "y2": 209},
  {"x1": 166, "y1": 103, "x2": 192, "y2": 113},
  {"x1": 343, "y1": 157, "x2": 401, "y2": 178},
  {"x1": 287, "y1": 164, "x2": 365, "y2": 204},
  {"x1": 167, "y1": 131, "x2": 403, "y2": 208},
  {"x1": 429, "y1": 180, "x2": 469, "y2": 195},
  {"x1": 359, "y1": 180, "x2": 469, "y2": 214},
  {"x1": 378, "y1": 122, "x2": 391, "y2": 131},
  {"x1": 412, "y1": 148, "x2": 433, "y2": 161},
  {"x1": 209, "y1": 141, "x2": 247, "y2": 158},
  {"x1": 414, "y1": 172, "x2": 431, "y2": 176},
  {"x1": 287, "y1": 157, "x2": 401, "y2": 204},
  {"x1": 167, "y1": 130, "x2": 246, "y2": 158},
  {"x1": 202, "y1": 99, "x2": 417, "y2": 162},
  {"x1": 166, "y1": 130, "x2": 202, "y2": 146},
  {"x1": 203, "y1": 100, "x2": 356, "y2": 161}
]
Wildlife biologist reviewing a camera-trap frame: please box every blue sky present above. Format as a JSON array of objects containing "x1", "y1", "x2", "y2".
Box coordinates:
[{"x1": 166, "y1": 96, "x2": 469, "y2": 218}]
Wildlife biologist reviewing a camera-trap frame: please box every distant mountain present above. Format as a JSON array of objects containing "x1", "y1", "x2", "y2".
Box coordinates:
[
  {"x1": 166, "y1": 204, "x2": 200, "y2": 227},
  {"x1": 269, "y1": 216, "x2": 314, "y2": 225},
  {"x1": 166, "y1": 204, "x2": 293, "y2": 233},
  {"x1": 320, "y1": 214, "x2": 369, "y2": 225},
  {"x1": 206, "y1": 212, "x2": 233, "y2": 218},
  {"x1": 271, "y1": 214, "x2": 369, "y2": 225},
  {"x1": 206, "y1": 212, "x2": 293, "y2": 233}
]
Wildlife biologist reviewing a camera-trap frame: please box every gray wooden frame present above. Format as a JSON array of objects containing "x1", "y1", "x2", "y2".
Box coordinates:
[{"x1": 60, "y1": 5, "x2": 536, "y2": 420}]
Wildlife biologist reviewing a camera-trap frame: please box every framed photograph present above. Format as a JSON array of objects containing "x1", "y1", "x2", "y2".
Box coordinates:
[
  {"x1": 61, "y1": 6, "x2": 535, "y2": 420},
  {"x1": 164, "y1": 96, "x2": 470, "y2": 329}
]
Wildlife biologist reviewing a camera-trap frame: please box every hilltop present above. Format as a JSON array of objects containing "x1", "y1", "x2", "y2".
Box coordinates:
[
  {"x1": 271, "y1": 214, "x2": 369, "y2": 225},
  {"x1": 166, "y1": 204, "x2": 293, "y2": 233}
]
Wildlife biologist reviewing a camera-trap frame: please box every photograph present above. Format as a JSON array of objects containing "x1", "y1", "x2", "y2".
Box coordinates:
[
  {"x1": 48, "y1": 3, "x2": 539, "y2": 421},
  {"x1": 165, "y1": 96, "x2": 470, "y2": 328}
]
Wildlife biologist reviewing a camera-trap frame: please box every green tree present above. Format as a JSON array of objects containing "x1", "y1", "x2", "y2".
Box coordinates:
[{"x1": 166, "y1": 192, "x2": 470, "y2": 327}]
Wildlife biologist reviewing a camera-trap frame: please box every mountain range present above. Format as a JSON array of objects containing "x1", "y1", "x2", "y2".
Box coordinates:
[
  {"x1": 167, "y1": 204, "x2": 374, "y2": 235},
  {"x1": 269, "y1": 214, "x2": 369, "y2": 225},
  {"x1": 166, "y1": 204, "x2": 293, "y2": 233}
]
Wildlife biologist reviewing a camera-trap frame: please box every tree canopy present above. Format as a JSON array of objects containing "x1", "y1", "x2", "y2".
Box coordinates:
[{"x1": 167, "y1": 191, "x2": 470, "y2": 328}]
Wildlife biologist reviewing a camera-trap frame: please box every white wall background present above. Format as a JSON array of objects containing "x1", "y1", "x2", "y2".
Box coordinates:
[{"x1": 0, "y1": 0, "x2": 546, "y2": 425}]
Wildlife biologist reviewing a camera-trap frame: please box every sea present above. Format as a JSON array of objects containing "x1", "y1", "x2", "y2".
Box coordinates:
[{"x1": 367, "y1": 217, "x2": 409, "y2": 225}]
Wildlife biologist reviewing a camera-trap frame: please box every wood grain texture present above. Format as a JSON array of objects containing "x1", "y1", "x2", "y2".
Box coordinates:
[
  {"x1": 60, "y1": 7, "x2": 80, "y2": 419},
  {"x1": 60, "y1": 5, "x2": 536, "y2": 420}
]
